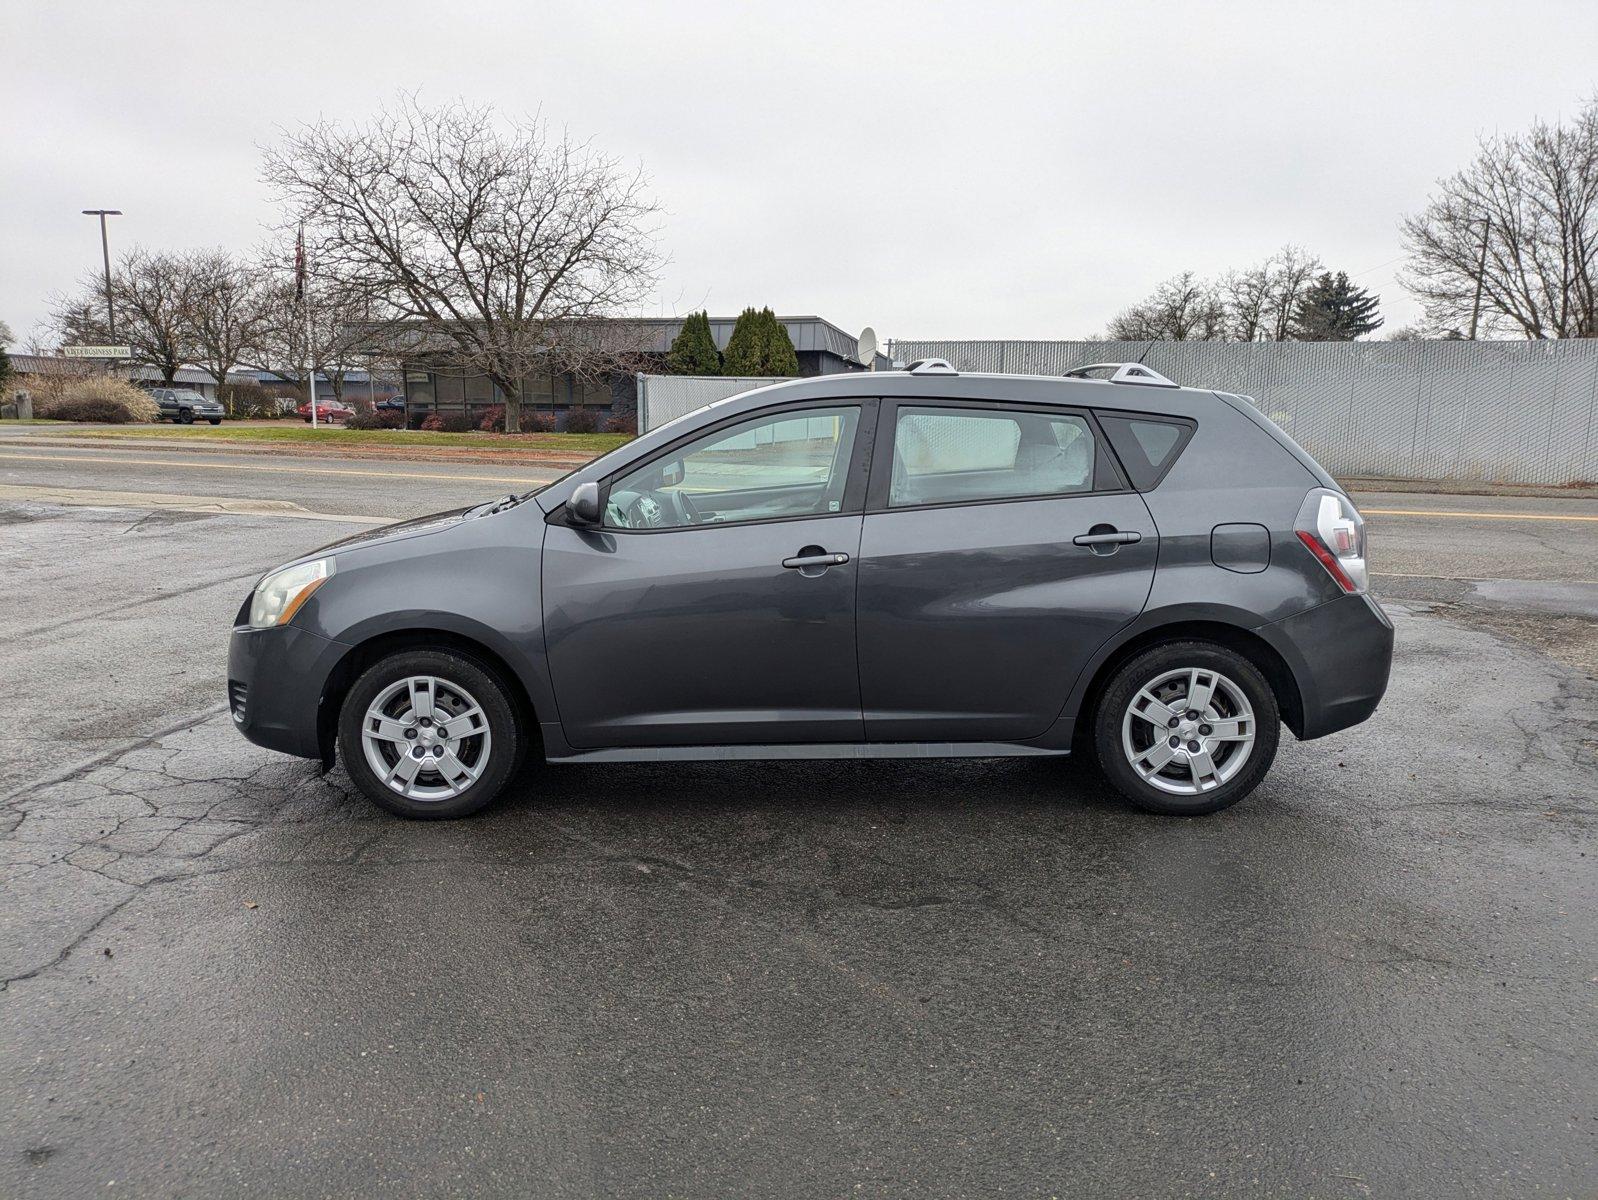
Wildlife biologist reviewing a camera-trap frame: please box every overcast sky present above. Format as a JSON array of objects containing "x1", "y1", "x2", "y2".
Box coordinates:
[{"x1": 5, "y1": 0, "x2": 1597, "y2": 351}]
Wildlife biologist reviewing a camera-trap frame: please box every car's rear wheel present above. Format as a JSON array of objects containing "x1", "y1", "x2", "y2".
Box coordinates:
[
  {"x1": 179, "y1": 409, "x2": 194, "y2": 424},
  {"x1": 337, "y1": 649, "x2": 522, "y2": 819},
  {"x1": 1093, "y1": 641, "x2": 1279, "y2": 816}
]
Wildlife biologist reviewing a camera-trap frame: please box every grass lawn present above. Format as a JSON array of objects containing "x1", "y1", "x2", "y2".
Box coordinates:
[{"x1": 26, "y1": 423, "x2": 633, "y2": 456}]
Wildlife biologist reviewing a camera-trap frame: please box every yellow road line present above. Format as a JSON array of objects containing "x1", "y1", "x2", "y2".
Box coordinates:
[
  {"x1": 0, "y1": 450, "x2": 547, "y2": 486},
  {"x1": 1363, "y1": 507, "x2": 1598, "y2": 522}
]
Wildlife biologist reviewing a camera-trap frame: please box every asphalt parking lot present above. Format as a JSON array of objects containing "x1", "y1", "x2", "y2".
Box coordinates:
[{"x1": 2, "y1": 441, "x2": 1596, "y2": 1198}]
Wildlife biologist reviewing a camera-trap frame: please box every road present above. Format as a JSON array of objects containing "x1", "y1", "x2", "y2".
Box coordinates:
[{"x1": 2, "y1": 439, "x2": 1595, "y2": 1198}]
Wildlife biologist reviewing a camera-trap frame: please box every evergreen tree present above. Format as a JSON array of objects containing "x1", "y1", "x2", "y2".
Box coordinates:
[
  {"x1": 758, "y1": 307, "x2": 798, "y2": 375},
  {"x1": 665, "y1": 310, "x2": 721, "y2": 375},
  {"x1": 1294, "y1": 271, "x2": 1384, "y2": 341},
  {"x1": 722, "y1": 307, "x2": 764, "y2": 375},
  {"x1": 723, "y1": 306, "x2": 798, "y2": 375},
  {"x1": 0, "y1": 345, "x2": 11, "y2": 399}
]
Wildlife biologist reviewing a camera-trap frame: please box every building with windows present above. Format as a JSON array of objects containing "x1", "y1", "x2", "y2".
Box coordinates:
[{"x1": 397, "y1": 314, "x2": 882, "y2": 427}]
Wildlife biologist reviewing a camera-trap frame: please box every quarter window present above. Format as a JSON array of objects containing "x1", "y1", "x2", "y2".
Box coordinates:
[
  {"x1": 605, "y1": 406, "x2": 860, "y2": 530},
  {"x1": 1098, "y1": 415, "x2": 1194, "y2": 490},
  {"x1": 889, "y1": 407, "x2": 1096, "y2": 508}
]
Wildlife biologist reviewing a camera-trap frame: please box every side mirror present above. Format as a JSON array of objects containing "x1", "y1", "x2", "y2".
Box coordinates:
[
  {"x1": 568, "y1": 481, "x2": 602, "y2": 527},
  {"x1": 660, "y1": 460, "x2": 684, "y2": 488}
]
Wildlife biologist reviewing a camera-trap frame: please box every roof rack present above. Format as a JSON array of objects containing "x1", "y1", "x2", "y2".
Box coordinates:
[
  {"x1": 1063, "y1": 362, "x2": 1179, "y2": 388},
  {"x1": 905, "y1": 358, "x2": 957, "y2": 376}
]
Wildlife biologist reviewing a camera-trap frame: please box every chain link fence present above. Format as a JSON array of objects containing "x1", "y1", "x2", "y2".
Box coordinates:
[
  {"x1": 886, "y1": 339, "x2": 1598, "y2": 486},
  {"x1": 641, "y1": 343, "x2": 1598, "y2": 485},
  {"x1": 637, "y1": 375, "x2": 792, "y2": 434}
]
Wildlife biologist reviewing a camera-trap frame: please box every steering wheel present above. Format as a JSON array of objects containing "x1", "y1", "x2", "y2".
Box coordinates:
[{"x1": 623, "y1": 491, "x2": 669, "y2": 529}]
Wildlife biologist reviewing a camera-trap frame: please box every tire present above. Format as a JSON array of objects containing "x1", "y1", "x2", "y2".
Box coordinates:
[
  {"x1": 1093, "y1": 640, "x2": 1279, "y2": 816},
  {"x1": 337, "y1": 649, "x2": 523, "y2": 819},
  {"x1": 179, "y1": 409, "x2": 194, "y2": 425},
  {"x1": 209, "y1": 418, "x2": 221, "y2": 425}
]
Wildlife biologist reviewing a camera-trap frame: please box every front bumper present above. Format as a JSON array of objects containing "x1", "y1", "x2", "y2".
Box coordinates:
[
  {"x1": 227, "y1": 623, "x2": 348, "y2": 759},
  {"x1": 1260, "y1": 591, "x2": 1394, "y2": 740}
]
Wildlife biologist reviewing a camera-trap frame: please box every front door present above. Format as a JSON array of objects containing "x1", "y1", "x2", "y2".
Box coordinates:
[
  {"x1": 856, "y1": 401, "x2": 1158, "y2": 742},
  {"x1": 543, "y1": 403, "x2": 871, "y2": 749}
]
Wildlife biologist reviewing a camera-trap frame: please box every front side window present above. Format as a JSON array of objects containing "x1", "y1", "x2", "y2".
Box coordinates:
[
  {"x1": 889, "y1": 406, "x2": 1095, "y2": 507},
  {"x1": 605, "y1": 406, "x2": 860, "y2": 530}
]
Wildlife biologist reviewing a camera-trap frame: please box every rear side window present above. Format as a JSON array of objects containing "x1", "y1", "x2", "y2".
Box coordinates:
[
  {"x1": 889, "y1": 406, "x2": 1095, "y2": 507},
  {"x1": 1098, "y1": 414, "x2": 1195, "y2": 490}
]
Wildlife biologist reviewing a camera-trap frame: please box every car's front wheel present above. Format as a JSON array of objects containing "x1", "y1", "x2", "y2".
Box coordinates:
[
  {"x1": 337, "y1": 649, "x2": 523, "y2": 819},
  {"x1": 209, "y1": 418, "x2": 221, "y2": 425},
  {"x1": 1093, "y1": 641, "x2": 1279, "y2": 816}
]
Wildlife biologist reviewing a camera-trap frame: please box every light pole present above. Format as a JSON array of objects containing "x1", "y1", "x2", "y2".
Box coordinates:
[
  {"x1": 1468, "y1": 216, "x2": 1491, "y2": 341},
  {"x1": 81, "y1": 209, "x2": 122, "y2": 341}
]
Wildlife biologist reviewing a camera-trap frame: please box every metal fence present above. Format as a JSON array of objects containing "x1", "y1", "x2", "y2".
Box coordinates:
[
  {"x1": 636, "y1": 374, "x2": 792, "y2": 433},
  {"x1": 886, "y1": 339, "x2": 1598, "y2": 486}
]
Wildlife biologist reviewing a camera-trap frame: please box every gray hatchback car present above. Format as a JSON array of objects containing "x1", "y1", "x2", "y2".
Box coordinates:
[{"x1": 228, "y1": 360, "x2": 1392, "y2": 819}]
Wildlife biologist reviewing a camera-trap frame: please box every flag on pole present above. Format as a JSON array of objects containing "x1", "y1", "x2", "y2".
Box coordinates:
[{"x1": 294, "y1": 223, "x2": 306, "y2": 302}]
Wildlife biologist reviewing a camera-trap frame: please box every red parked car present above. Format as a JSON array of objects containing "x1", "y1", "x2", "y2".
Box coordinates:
[{"x1": 298, "y1": 399, "x2": 354, "y2": 423}]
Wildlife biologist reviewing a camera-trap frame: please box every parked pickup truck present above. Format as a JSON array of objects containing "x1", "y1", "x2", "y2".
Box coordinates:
[{"x1": 151, "y1": 388, "x2": 225, "y2": 425}]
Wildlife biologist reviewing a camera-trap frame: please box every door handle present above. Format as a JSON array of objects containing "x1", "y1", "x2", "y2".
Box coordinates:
[
  {"x1": 782, "y1": 551, "x2": 850, "y2": 569},
  {"x1": 1073, "y1": 530, "x2": 1141, "y2": 546}
]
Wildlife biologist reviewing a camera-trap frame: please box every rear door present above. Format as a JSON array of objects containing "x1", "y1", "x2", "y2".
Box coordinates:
[{"x1": 856, "y1": 400, "x2": 1157, "y2": 742}]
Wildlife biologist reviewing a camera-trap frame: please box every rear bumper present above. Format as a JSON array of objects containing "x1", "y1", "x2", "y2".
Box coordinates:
[
  {"x1": 1260, "y1": 592, "x2": 1394, "y2": 740},
  {"x1": 227, "y1": 623, "x2": 348, "y2": 759}
]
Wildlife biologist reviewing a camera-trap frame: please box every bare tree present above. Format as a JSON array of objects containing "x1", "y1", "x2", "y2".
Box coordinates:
[
  {"x1": 183, "y1": 249, "x2": 268, "y2": 411},
  {"x1": 1106, "y1": 272, "x2": 1228, "y2": 341},
  {"x1": 262, "y1": 95, "x2": 663, "y2": 432},
  {"x1": 1220, "y1": 263, "x2": 1273, "y2": 341},
  {"x1": 247, "y1": 265, "x2": 382, "y2": 406},
  {"x1": 52, "y1": 248, "x2": 193, "y2": 382},
  {"x1": 1267, "y1": 246, "x2": 1322, "y2": 341},
  {"x1": 1400, "y1": 97, "x2": 1598, "y2": 339}
]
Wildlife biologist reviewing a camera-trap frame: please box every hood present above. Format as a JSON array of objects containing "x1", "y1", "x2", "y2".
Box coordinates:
[{"x1": 310, "y1": 505, "x2": 475, "y2": 557}]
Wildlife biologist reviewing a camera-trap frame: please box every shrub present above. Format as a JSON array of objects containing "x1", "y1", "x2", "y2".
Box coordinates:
[
  {"x1": 38, "y1": 396, "x2": 134, "y2": 423},
  {"x1": 346, "y1": 409, "x2": 404, "y2": 430},
  {"x1": 35, "y1": 376, "x2": 158, "y2": 423},
  {"x1": 560, "y1": 406, "x2": 601, "y2": 434},
  {"x1": 420, "y1": 411, "x2": 474, "y2": 433},
  {"x1": 486, "y1": 407, "x2": 555, "y2": 433},
  {"x1": 218, "y1": 380, "x2": 275, "y2": 418},
  {"x1": 603, "y1": 412, "x2": 637, "y2": 435}
]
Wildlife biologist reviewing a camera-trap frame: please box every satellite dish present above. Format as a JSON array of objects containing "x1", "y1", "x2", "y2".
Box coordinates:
[{"x1": 856, "y1": 326, "x2": 879, "y2": 367}]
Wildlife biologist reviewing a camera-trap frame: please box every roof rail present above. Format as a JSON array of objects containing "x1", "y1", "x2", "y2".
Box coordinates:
[
  {"x1": 1063, "y1": 362, "x2": 1179, "y2": 388},
  {"x1": 905, "y1": 358, "x2": 957, "y2": 376}
]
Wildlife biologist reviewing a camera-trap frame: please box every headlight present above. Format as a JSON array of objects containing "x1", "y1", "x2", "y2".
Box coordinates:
[{"x1": 248, "y1": 558, "x2": 334, "y2": 628}]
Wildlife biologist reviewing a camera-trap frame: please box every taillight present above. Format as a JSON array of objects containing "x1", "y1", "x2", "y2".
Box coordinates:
[{"x1": 1295, "y1": 489, "x2": 1368, "y2": 593}]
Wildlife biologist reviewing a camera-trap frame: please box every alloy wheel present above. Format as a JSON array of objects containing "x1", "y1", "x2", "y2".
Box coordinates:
[
  {"x1": 359, "y1": 675, "x2": 492, "y2": 801},
  {"x1": 1120, "y1": 667, "x2": 1256, "y2": 795}
]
